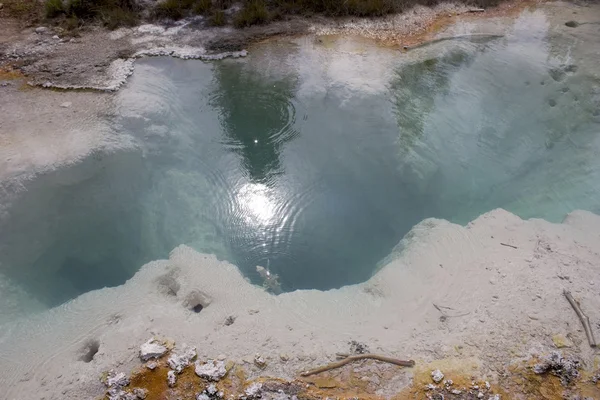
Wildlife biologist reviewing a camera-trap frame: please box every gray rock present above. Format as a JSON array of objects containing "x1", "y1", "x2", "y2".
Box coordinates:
[
  {"x1": 195, "y1": 360, "x2": 227, "y2": 381},
  {"x1": 35, "y1": 27, "x2": 49, "y2": 34},
  {"x1": 197, "y1": 394, "x2": 210, "y2": 400},
  {"x1": 133, "y1": 388, "x2": 148, "y2": 399},
  {"x1": 52, "y1": 35, "x2": 60, "y2": 40},
  {"x1": 168, "y1": 345, "x2": 197, "y2": 373},
  {"x1": 60, "y1": 101, "x2": 72, "y2": 108},
  {"x1": 140, "y1": 338, "x2": 167, "y2": 361}
]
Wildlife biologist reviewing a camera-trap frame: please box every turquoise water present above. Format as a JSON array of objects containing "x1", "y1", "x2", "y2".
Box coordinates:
[{"x1": 2, "y1": 11, "x2": 600, "y2": 307}]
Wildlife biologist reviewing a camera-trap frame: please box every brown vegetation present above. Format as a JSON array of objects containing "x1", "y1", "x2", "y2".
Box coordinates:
[{"x1": 0, "y1": 0, "x2": 506, "y2": 32}]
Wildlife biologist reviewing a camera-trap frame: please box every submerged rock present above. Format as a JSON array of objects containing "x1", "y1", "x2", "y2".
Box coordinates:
[
  {"x1": 195, "y1": 360, "x2": 228, "y2": 381},
  {"x1": 140, "y1": 338, "x2": 168, "y2": 361},
  {"x1": 168, "y1": 345, "x2": 197, "y2": 373}
]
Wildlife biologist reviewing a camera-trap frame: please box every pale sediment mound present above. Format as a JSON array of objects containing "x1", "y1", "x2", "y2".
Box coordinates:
[{"x1": 1, "y1": 208, "x2": 599, "y2": 399}]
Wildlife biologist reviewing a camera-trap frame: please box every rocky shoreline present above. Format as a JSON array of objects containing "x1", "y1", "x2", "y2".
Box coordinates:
[
  {"x1": 0, "y1": 0, "x2": 532, "y2": 91},
  {"x1": 1, "y1": 209, "x2": 600, "y2": 399}
]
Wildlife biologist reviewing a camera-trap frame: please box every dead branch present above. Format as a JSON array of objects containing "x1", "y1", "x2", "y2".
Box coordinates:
[
  {"x1": 563, "y1": 290, "x2": 597, "y2": 347},
  {"x1": 500, "y1": 243, "x2": 518, "y2": 249},
  {"x1": 300, "y1": 354, "x2": 415, "y2": 377}
]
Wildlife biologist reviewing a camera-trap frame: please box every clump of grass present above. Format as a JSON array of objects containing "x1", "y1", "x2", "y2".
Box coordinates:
[
  {"x1": 41, "y1": 0, "x2": 139, "y2": 30},
  {"x1": 193, "y1": 0, "x2": 212, "y2": 14},
  {"x1": 209, "y1": 9, "x2": 226, "y2": 25},
  {"x1": 44, "y1": 0, "x2": 65, "y2": 18},
  {"x1": 2, "y1": 0, "x2": 44, "y2": 21},
  {"x1": 233, "y1": 0, "x2": 269, "y2": 28},
  {"x1": 152, "y1": 0, "x2": 195, "y2": 19},
  {"x1": 97, "y1": 6, "x2": 139, "y2": 29}
]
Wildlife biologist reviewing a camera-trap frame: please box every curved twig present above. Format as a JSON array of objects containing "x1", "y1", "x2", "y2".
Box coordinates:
[
  {"x1": 564, "y1": 290, "x2": 597, "y2": 347},
  {"x1": 300, "y1": 354, "x2": 415, "y2": 377}
]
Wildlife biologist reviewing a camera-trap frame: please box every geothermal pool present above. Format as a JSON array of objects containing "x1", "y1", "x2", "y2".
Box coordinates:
[{"x1": 1, "y1": 9, "x2": 600, "y2": 312}]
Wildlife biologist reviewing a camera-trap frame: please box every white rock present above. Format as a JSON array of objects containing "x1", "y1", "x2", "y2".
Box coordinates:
[
  {"x1": 52, "y1": 35, "x2": 60, "y2": 40},
  {"x1": 451, "y1": 389, "x2": 462, "y2": 395},
  {"x1": 206, "y1": 383, "x2": 218, "y2": 395},
  {"x1": 106, "y1": 371, "x2": 129, "y2": 388},
  {"x1": 431, "y1": 369, "x2": 444, "y2": 383},
  {"x1": 35, "y1": 27, "x2": 48, "y2": 34},
  {"x1": 140, "y1": 338, "x2": 167, "y2": 361},
  {"x1": 168, "y1": 345, "x2": 197, "y2": 373},
  {"x1": 197, "y1": 394, "x2": 210, "y2": 400},
  {"x1": 167, "y1": 370, "x2": 177, "y2": 387},
  {"x1": 245, "y1": 382, "x2": 262, "y2": 397},
  {"x1": 133, "y1": 388, "x2": 148, "y2": 399},
  {"x1": 478, "y1": 392, "x2": 485, "y2": 399},
  {"x1": 425, "y1": 384, "x2": 437, "y2": 390},
  {"x1": 60, "y1": 101, "x2": 72, "y2": 108},
  {"x1": 195, "y1": 360, "x2": 227, "y2": 381}
]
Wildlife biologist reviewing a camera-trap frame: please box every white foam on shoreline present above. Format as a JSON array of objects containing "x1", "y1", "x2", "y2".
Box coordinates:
[
  {"x1": 31, "y1": 47, "x2": 248, "y2": 92},
  {"x1": 1, "y1": 208, "x2": 599, "y2": 399}
]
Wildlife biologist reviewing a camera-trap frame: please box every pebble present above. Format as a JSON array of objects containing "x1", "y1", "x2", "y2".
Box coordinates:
[
  {"x1": 167, "y1": 370, "x2": 176, "y2": 387},
  {"x1": 254, "y1": 354, "x2": 267, "y2": 368},
  {"x1": 451, "y1": 389, "x2": 462, "y2": 395},
  {"x1": 52, "y1": 35, "x2": 60, "y2": 40},
  {"x1": 217, "y1": 354, "x2": 226, "y2": 361},
  {"x1": 431, "y1": 369, "x2": 444, "y2": 383},
  {"x1": 35, "y1": 27, "x2": 49, "y2": 34},
  {"x1": 146, "y1": 362, "x2": 157, "y2": 370},
  {"x1": 279, "y1": 353, "x2": 290, "y2": 362},
  {"x1": 133, "y1": 388, "x2": 148, "y2": 399}
]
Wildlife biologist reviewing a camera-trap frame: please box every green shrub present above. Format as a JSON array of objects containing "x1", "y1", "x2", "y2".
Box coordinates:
[
  {"x1": 45, "y1": 0, "x2": 65, "y2": 18},
  {"x1": 233, "y1": 0, "x2": 268, "y2": 27},
  {"x1": 209, "y1": 9, "x2": 225, "y2": 25}
]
